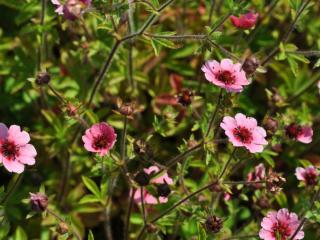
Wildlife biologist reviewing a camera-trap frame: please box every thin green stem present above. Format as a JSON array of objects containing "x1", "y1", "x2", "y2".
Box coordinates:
[
  {"x1": 218, "y1": 148, "x2": 236, "y2": 179},
  {"x1": 205, "y1": 89, "x2": 223, "y2": 138},
  {"x1": 120, "y1": 116, "x2": 128, "y2": 169},
  {"x1": 124, "y1": 188, "x2": 135, "y2": 240},
  {"x1": 140, "y1": 187, "x2": 147, "y2": 225},
  {"x1": 0, "y1": 174, "x2": 23, "y2": 205}
]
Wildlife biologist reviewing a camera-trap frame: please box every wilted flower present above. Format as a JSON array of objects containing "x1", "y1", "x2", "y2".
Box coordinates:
[
  {"x1": 242, "y1": 56, "x2": 259, "y2": 75},
  {"x1": 230, "y1": 12, "x2": 258, "y2": 29},
  {"x1": 285, "y1": 123, "x2": 313, "y2": 144},
  {"x1": 29, "y1": 192, "x2": 48, "y2": 212},
  {"x1": 133, "y1": 166, "x2": 173, "y2": 204},
  {"x1": 204, "y1": 215, "x2": 223, "y2": 234},
  {"x1": 202, "y1": 59, "x2": 250, "y2": 92},
  {"x1": 35, "y1": 72, "x2": 51, "y2": 85},
  {"x1": 266, "y1": 170, "x2": 286, "y2": 193},
  {"x1": 51, "y1": 0, "x2": 91, "y2": 21},
  {"x1": 295, "y1": 166, "x2": 319, "y2": 185},
  {"x1": 259, "y1": 208, "x2": 304, "y2": 240},
  {"x1": 220, "y1": 113, "x2": 268, "y2": 153},
  {"x1": 247, "y1": 163, "x2": 266, "y2": 188},
  {"x1": 82, "y1": 122, "x2": 117, "y2": 156},
  {"x1": 133, "y1": 139, "x2": 153, "y2": 158},
  {"x1": 177, "y1": 89, "x2": 193, "y2": 106},
  {"x1": 56, "y1": 222, "x2": 69, "y2": 235},
  {"x1": 0, "y1": 124, "x2": 37, "y2": 173}
]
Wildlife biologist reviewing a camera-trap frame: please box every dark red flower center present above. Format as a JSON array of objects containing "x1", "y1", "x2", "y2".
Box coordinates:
[
  {"x1": 1, "y1": 140, "x2": 18, "y2": 160},
  {"x1": 272, "y1": 222, "x2": 291, "y2": 240},
  {"x1": 233, "y1": 126, "x2": 253, "y2": 144},
  {"x1": 216, "y1": 71, "x2": 235, "y2": 85},
  {"x1": 285, "y1": 124, "x2": 302, "y2": 139},
  {"x1": 304, "y1": 171, "x2": 318, "y2": 185},
  {"x1": 92, "y1": 135, "x2": 109, "y2": 150}
]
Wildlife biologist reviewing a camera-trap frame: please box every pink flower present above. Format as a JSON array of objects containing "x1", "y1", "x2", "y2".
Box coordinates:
[
  {"x1": 133, "y1": 166, "x2": 173, "y2": 205},
  {"x1": 230, "y1": 12, "x2": 258, "y2": 29},
  {"x1": 220, "y1": 113, "x2": 268, "y2": 153},
  {"x1": 259, "y1": 208, "x2": 304, "y2": 240},
  {"x1": 51, "y1": 0, "x2": 91, "y2": 20},
  {"x1": 295, "y1": 166, "x2": 319, "y2": 185},
  {"x1": 201, "y1": 59, "x2": 250, "y2": 92},
  {"x1": 285, "y1": 123, "x2": 313, "y2": 144},
  {"x1": 247, "y1": 163, "x2": 266, "y2": 188},
  {"x1": 82, "y1": 122, "x2": 117, "y2": 156},
  {"x1": 0, "y1": 124, "x2": 37, "y2": 174}
]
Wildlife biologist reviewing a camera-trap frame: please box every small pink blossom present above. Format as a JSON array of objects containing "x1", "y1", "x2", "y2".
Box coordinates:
[
  {"x1": 220, "y1": 113, "x2": 268, "y2": 153},
  {"x1": 51, "y1": 0, "x2": 91, "y2": 20},
  {"x1": 259, "y1": 208, "x2": 304, "y2": 240},
  {"x1": 230, "y1": 12, "x2": 258, "y2": 29},
  {"x1": 0, "y1": 124, "x2": 37, "y2": 174},
  {"x1": 82, "y1": 122, "x2": 117, "y2": 156},
  {"x1": 285, "y1": 123, "x2": 313, "y2": 144},
  {"x1": 295, "y1": 166, "x2": 318, "y2": 185},
  {"x1": 201, "y1": 59, "x2": 250, "y2": 92},
  {"x1": 133, "y1": 166, "x2": 173, "y2": 205},
  {"x1": 247, "y1": 163, "x2": 266, "y2": 188}
]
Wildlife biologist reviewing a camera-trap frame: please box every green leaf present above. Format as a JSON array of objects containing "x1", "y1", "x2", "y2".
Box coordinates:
[
  {"x1": 79, "y1": 194, "x2": 102, "y2": 204},
  {"x1": 288, "y1": 57, "x2": 298, "y2": 76},
  {"x1": 88, "y1": 230, "x2": 94, "y2": 240},
  {"x1": 13, "y1": 226, "x2": 27, "y2": 240},
  {"x1": 82, "y1": 176, "x2": 101, "y2": 198}
]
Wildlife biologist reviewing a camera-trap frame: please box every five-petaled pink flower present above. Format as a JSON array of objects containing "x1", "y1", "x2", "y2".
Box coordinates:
[
  {"x1": 259, "y1": 208, "x2": 304, "y2": 240},
  {"x1": 134, "y1": 166, "x2": 173, "y2": 205},
  {"x1": 295, "y1": 166, "x2": 318, "y2": 186},
  {"x1": 247, "y1": 163, "x2": 266, "y2": 188},
  {"x1": 51, "y1": 0, "x2": 91, "y2": 21},
  {"x1": 221, "y1": 113, "x2": 268, "y2": 153},
  {"x1": 230, "y1": 12, "x2": 258, "y2": 29},
  {"x1": 0, "y1": 124, "x2": 37, "y2": 174},
  {"x1": 285, "y1": 123, "x2": 313, "y2": 144},
  {"x1": 82, "y1": 122, "x2": 117, "y2": 156},
  {"x1": 202, "y1": 59, "x2": 250, "y2": 92}
]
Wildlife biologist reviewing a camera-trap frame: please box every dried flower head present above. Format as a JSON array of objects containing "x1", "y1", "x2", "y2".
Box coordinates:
[
  {"x1": 177, "y1": 89, "x2": 193, "y2": 106},
  {"x1": 133, "y1": 139, "x2": 153, "y2": 158},
  {"x1": 263, "y1": 117, "x2": 278, "y2": 135},
  {"x1": 56, "y1": 222, "x2": 69, "y2": 235},
  {"x1": 204, "y1": 215, "x2": 223, "y2": 234},
  {"x1": 156, "y1": 182, "x2": 171, "y2": 197},
  {"x1": 266, "y1": 170, "x2": 286, "y2": 193},
  {"x1": 29, "y1": 192, "x2": 48, "y2": 212},
  {"x1": 35, "y1": 72, "x2": 51, "y2": 85}
]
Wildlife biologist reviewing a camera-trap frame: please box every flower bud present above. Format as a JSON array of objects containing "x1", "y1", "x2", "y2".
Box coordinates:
[
  {"x1": 177, "y1": 89, "x2": 193, "y2": 106},
  {"x1": 66, "y1": 103, "x2": 78, "y2": 116},
  {"x1": 242, "y1": 56, "x2": 259, "y2": 75},
  {"x1": 35, "y1": 72, "x2": 51, "y2": 85},
  {"x1": 29, "y1": 192, "x2": 48, "y2": 212},
  {"x1": 208, "y1": 181, "x2": 223, "y2": 193},
  {"x1": 157, "y1": 183, "x2": 171, "y2": 197},
  {"x1": 204, "y1": 215, "x2": 223, "y2": 234},
  {"x1": 56, "y1": 222, "x2": 69, "y2": 235},
  {"x1": 263, "y1": 117, "x2": 278, "y2": 135},
  {"x1": 134, "y1": 171, "x2": 150, "y2": 186}
]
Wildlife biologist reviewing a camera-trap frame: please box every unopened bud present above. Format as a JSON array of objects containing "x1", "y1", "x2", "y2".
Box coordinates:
[
  {"x1": 29, "y1": 192, "x2": 48, "y2": 212},
  {"x1": 157, "y1": 183, "x2": 171, "y2": 197},
  {"x1": 242, "y1": 56, "x2": 259, "y2": 75},
  {"x1": 266, "y1": 170, "x2": 286, "y2": 193},
  {"x1": 263, "y1": 117, "x2": 278, "y2": 135},
  {"x1": 177, "y1": 89, "x2": 193, "y2": 106},
  {"x1": 134, "y1": 171, "x2": 150, "y2": 186},
  {"x1": 119, "y1": 103, "x2": 134, "y2": 116}
]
